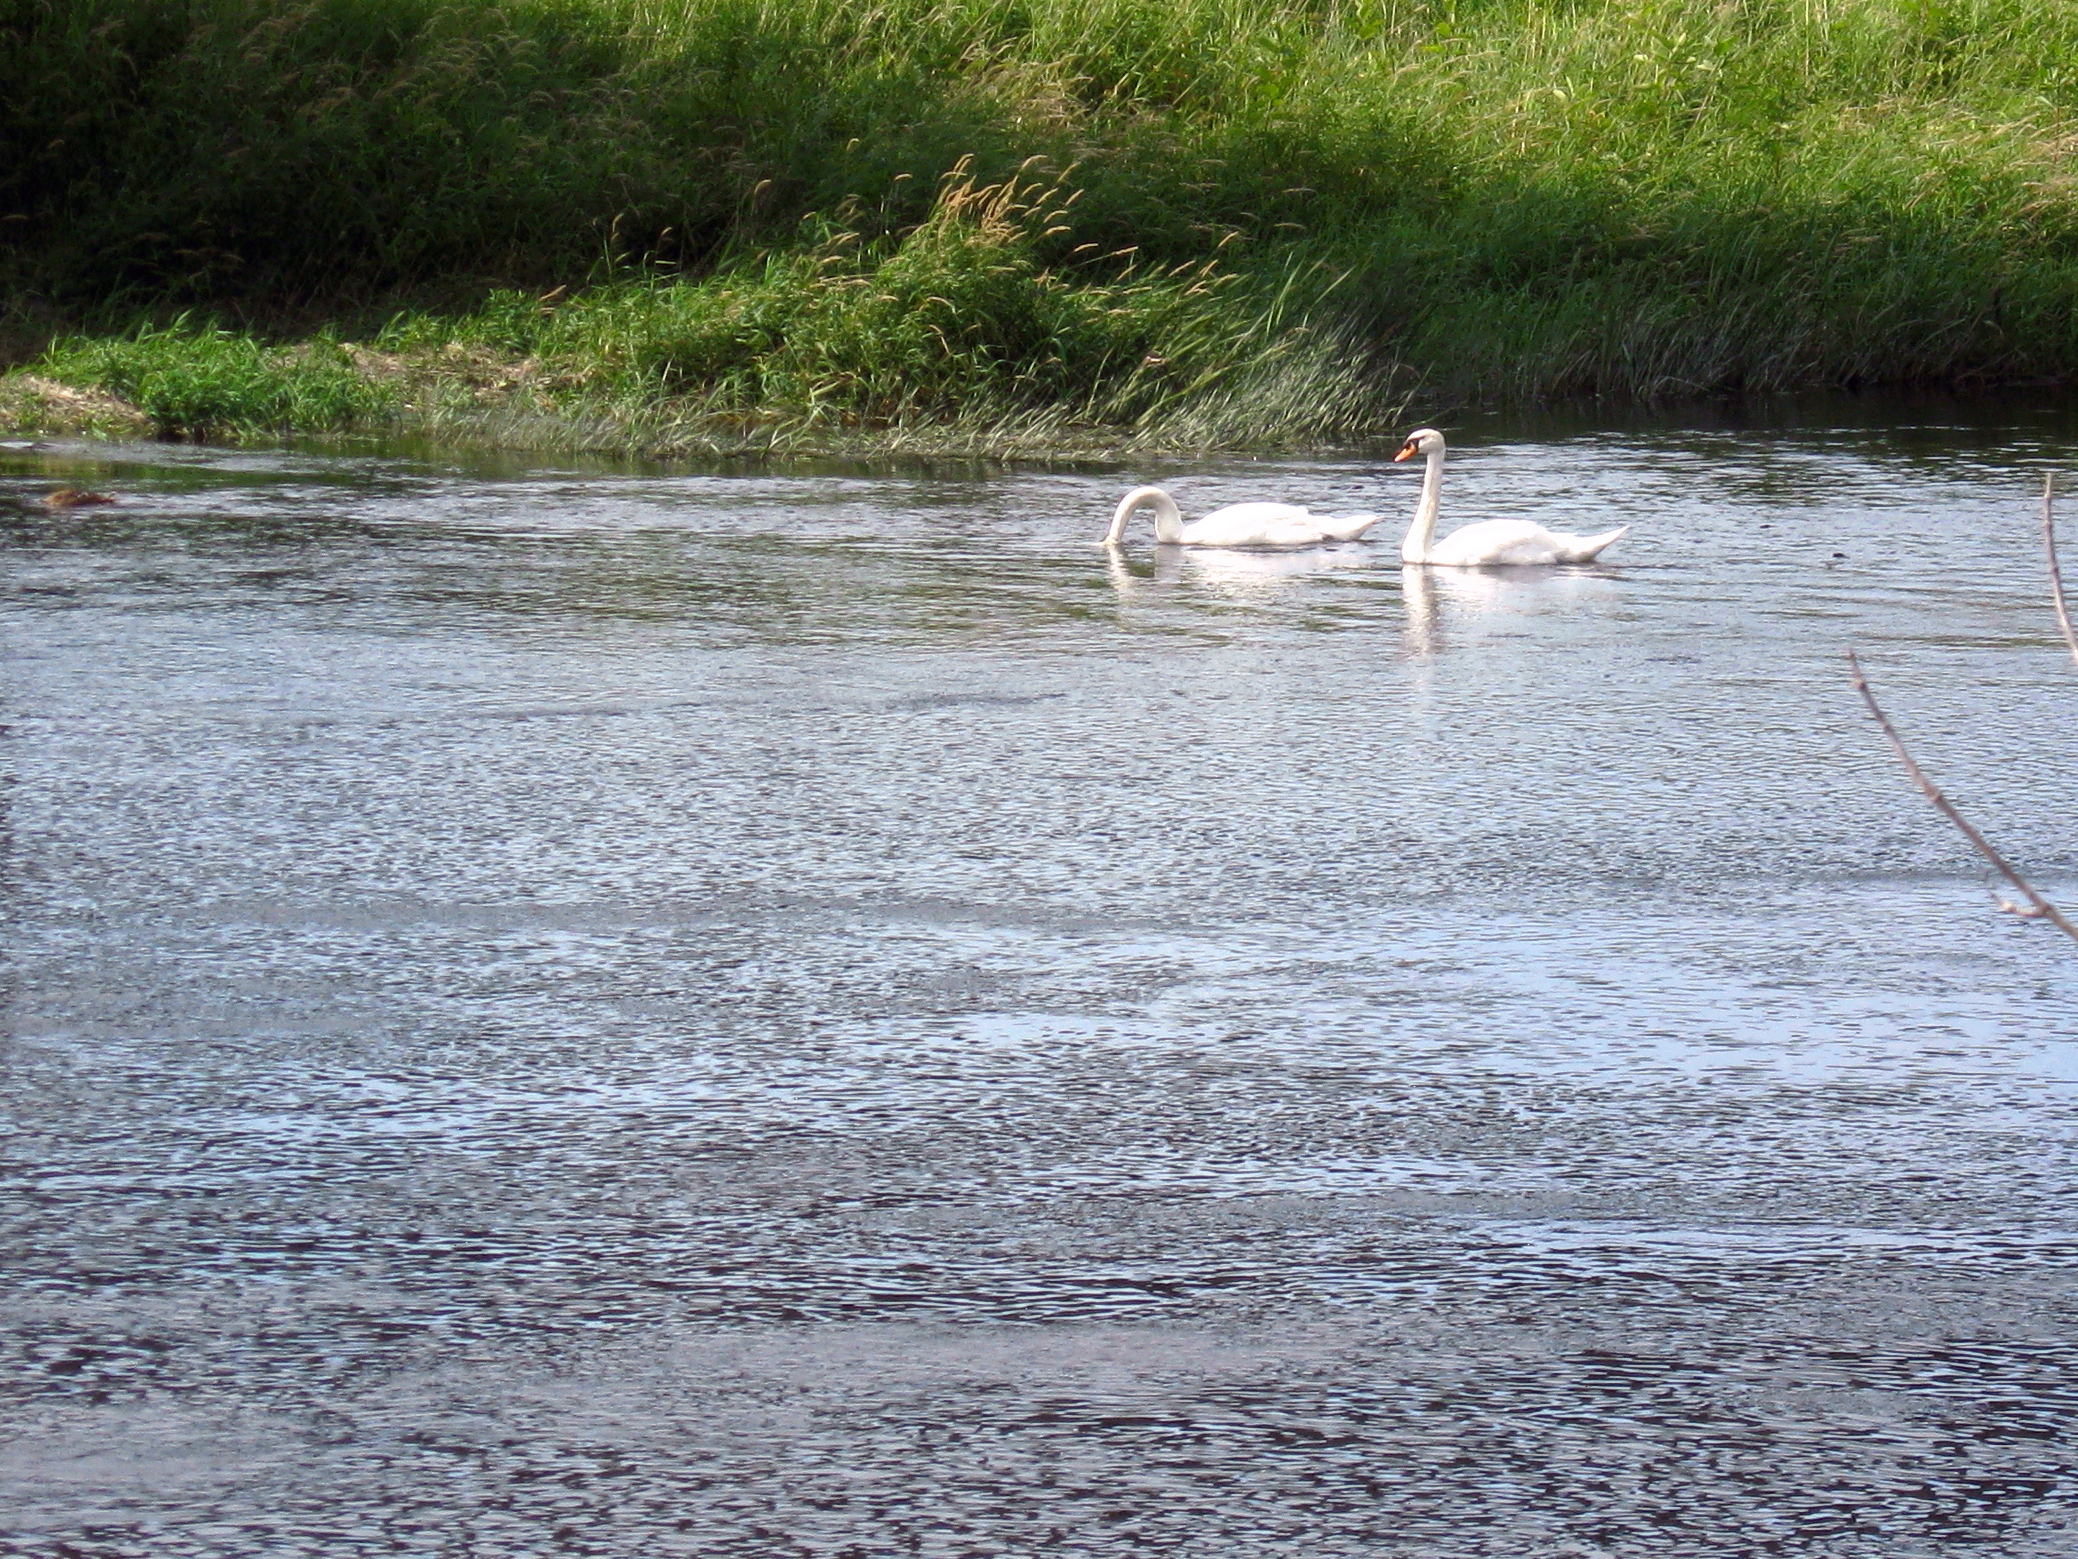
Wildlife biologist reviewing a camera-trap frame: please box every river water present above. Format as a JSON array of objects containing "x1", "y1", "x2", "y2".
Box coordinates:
[{"x1": 5, "y1": 400, "x2": 2078, "y2": 1557}]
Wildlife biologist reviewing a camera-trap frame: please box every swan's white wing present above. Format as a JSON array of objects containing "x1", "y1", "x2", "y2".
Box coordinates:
[
  {"x1": 1316, "y1": 512, "x2": 1382, "y2": 542},
  {"x1": 1179, "y1": 502, "x2": 1321, "y2": 547},
  {"x1": 1199, "y1": 502, "x2": 1310, "y2": 525},
  {"x1": 1427, "y1": 519, "x2": 1567, "y2": 566},
  {"x1": 1425, "y1": 519, "x2": 1626, "y2": 566},
  {"x1": 1551, "y1": 524, "x2": 1627, "y2": 563},
  {"x1": 1177, "y1": 501, "x2": 1383, "y2": 548}
]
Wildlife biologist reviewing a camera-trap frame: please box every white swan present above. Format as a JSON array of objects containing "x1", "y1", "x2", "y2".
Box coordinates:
[
  {"x1": 1394, "y1": 428, "x2": 1627, "y2": 566},
  {"x1": 1102, "y1": 486, "x2": 1382, "y2": 548}
]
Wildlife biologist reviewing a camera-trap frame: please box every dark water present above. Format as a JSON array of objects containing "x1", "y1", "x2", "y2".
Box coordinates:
[{"x1": 5, "y1": 402, "x2": 2078, "y2": 1557}]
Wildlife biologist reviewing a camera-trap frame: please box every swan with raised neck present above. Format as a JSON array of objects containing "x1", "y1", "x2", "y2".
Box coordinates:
[{"x1": 1393, "y1": 428, "x2": 1628, "y2": 566}]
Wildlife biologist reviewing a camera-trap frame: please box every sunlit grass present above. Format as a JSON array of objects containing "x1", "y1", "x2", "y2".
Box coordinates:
[
  {"x1": 34, "y1": 323, "x2": 396, "y2": 438},
  {"x1": 20, "y1": 172, "x2": 1387, "y2": 453},
  {"x1": 4, "y1": 0, "x2": 2075, "y2": 431}
]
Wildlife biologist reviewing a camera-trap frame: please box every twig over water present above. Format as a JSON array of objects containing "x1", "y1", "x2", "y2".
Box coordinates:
[
  {"x1": 2043, "y1": 473, "x2": 2078, "y2": 671},
  {"x1": 1847, "y1": 648, "x2": 2078, "y2": 945}
]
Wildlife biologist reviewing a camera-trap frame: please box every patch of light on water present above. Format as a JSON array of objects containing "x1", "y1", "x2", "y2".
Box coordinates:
[{"x1": 8, "y1": 406, "x2": 2078, "y2": 1555}]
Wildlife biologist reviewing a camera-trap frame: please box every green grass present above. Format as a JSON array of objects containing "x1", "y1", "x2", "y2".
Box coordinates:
[
  {"x1": 14, "y1": 168, "x2": 1389, "y2": 452},
  {"x1": 4, "y1": 0, "x2": 2076, "y2": 446},
  {"x1": 34, "y1": 321, "x2": 395, "y2": 438},
  {"x1": 372, "y1": 169, "x2": 1387, "y2": 449}
]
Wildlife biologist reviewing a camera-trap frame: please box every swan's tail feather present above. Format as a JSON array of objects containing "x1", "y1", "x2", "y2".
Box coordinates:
[
  {"x1": 1318, "y1": 512, "x2": 1382, "y2": 542},
  {"x1": 1561, "y1": 524, "x2": 1628, "y2": 563}
]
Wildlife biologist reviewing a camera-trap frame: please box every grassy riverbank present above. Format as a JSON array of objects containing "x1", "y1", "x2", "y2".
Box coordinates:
[
  {"x1": 2, "y1": 168, "x2": 1387, "y2": 455},
  {"x1": 5, "y1": 0, "x2": 2076, "y2": 453}
]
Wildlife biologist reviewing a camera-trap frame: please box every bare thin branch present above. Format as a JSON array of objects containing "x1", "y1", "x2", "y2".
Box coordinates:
[
  {"x1": 1847, "y1": 649, "x2": 2078, "y2": 945},
  {"x1": 2043, "y1": 473, "x2": 2078, "y2": 671}
]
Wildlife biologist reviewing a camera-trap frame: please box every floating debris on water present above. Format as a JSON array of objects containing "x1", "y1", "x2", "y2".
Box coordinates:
[{"x1": 40, "y1": 487, "x2": 117, "y2": 510}]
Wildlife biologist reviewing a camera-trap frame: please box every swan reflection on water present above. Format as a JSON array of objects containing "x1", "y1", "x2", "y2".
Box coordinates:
[
  {"x1": 1101, "y1": 543, "x2": 1622, "y2": 643},
  {"x1": 1104, "y1": 543, "x2": 1375, "y2": 600},
  {"x1": 1401, "y1": 563, "x2": 1623, "y2": 657}
]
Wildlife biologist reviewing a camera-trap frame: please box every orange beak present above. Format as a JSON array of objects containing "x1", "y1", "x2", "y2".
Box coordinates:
[{"x1": 1392, "y1": 445, "x2": 1416, "y2": 462}]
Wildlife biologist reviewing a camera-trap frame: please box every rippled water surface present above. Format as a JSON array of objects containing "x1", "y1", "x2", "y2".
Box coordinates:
[{"x1": 6, "y1": 401, "x2": 2078, "y2": 1557}]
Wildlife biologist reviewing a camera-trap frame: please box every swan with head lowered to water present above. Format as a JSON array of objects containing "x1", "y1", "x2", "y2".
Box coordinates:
[
  {"x1": 1102, "y1": 486, "x2": 1382, "y2": 548},
  {"x1": 1393, "y1": 428, "x2": 1627, "y2": 566}
]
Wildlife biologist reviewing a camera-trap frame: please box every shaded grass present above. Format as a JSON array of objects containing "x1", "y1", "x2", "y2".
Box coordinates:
[{"x1": 4, "y1": 0, "x2": 2077, "y2": 429}]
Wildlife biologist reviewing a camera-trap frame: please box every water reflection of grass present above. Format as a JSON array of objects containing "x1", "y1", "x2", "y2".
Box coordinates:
[{"x1": 5, "y1": 0, "x2": 2076, "y2": 453}]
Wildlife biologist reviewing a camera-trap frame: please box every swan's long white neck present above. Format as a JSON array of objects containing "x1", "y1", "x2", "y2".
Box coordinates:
[
  {"x1": 1105, "y1": 485, "x2": 1184, "y2": 545},
  {"x1": 1400, "y1": 446, "x2": 1444, "y2": 564}
]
